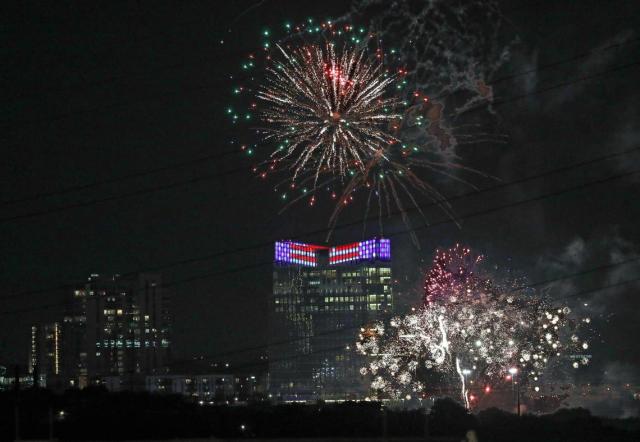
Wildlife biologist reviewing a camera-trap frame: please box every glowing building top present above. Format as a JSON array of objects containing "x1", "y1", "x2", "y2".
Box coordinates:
[{"x1": 274, "y1": 238, "x2": 390, "y2": 267}]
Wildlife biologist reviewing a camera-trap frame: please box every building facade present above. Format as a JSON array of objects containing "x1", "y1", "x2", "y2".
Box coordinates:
[{"x1": 269, "y1": 238, "x2": 392, "y2": 401}]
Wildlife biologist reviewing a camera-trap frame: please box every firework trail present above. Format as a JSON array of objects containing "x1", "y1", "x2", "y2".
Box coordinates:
[{"x1": 357, "y1": 246, "x2": 592, "y2": 408}]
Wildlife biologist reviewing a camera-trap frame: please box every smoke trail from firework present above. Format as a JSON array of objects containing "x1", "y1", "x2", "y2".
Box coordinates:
[
  {"x1": 349, "y1": 0, "x2": 513, "y2": 151},
  {"x1": 456, "y1": 357, "x2": 470, "y2": 409}
]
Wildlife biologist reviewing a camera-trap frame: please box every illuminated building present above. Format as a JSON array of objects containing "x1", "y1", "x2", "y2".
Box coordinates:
[
  {"x1": 71, "y1": 273, "x2": 172, "y2": 386},
  {"x1": 29, "y1": 273, "x2": 171, "y2": 389},
  {"x1": 28, "y1": 322, "x2": 61, "y2": 386},
  {"x1": 269, "y1": 238, "x2": 392, "y2": 401}
]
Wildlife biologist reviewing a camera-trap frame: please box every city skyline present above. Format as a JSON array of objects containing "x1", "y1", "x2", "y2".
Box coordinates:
[
  {"x1": 27, "y1": 272, "x2": 171, "y2": 390},
  {"x1": 1, "y1": 0, "x2": 640, "y2": 420}
]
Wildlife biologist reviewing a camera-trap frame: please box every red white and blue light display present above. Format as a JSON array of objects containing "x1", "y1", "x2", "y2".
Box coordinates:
[
  {"x1": 274, "y1": 241, "x2": 326, "y2": 267},
  {"x1": 329, "y1": 238, "x2": 391, "y2": 264},
  {"x1": 275, "y1": 239, "x2": 390, "y2": 266}
]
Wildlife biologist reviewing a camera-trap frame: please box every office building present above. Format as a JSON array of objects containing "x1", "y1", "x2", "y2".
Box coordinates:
[{"x1": 269, "y1": 238, "x2": 392, "y2": 401}]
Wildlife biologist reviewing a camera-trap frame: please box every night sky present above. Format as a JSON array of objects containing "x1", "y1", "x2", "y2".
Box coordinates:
[{"x1": 2, "y1": 0, "x2": 639, "y2": 411}]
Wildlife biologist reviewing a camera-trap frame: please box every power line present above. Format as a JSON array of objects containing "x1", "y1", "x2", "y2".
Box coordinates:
[
  {"x1": 0, "y1": 164, "x2": 247, "y2": 223},
  {"x1": 178, "y1": 274, "x2": 640, "y2": 368},
  {"x1": 3, "y1": 59, "x2": 639, "y2": 221},
  {"x1": 488, "y1": 37, "x2": 640, "y2": 86},
  {"x1": 405, "y1": 169, "x2": 639, "y2": 238},
  {"x1": 71, "y1": 151, "x2": 640, "y2": 280},
  {"x1": 2, "y1": 256, "x2": 637, "y2": 381},
  {"x1": 4, "y1": 36, "x2": 638, "y2": 206},
  {"x1": 177, "y1": 264, "x2": 640, "y2": 363},
  {"x1": 457, "y1": 60, "x2": 640, "y2": 116},
  {"x1": 1, "y1": 44, "x2": 637, "y2": 212},
  {"x1": 0, "y1": 81, "x2": 228, "y2": 134},
  {"x1": 2, "y1": 166, "x2": 637, "y2": 302},
  {"x1": 1, "y1": 241, "x2": 636, "y2": 376},
  {"x1": 158, "y1": 159, "x2": 640, "y2": 283},
  {"x1": 1, "y1": 65, "x2": 637, "y2": 306},
  {"x1": 0, "y1": 149, "x2": 241, "y2": 207}
]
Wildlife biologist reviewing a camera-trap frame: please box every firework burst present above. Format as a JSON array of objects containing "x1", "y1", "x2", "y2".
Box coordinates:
[
  {"x1": 357, "y1": 246, "x2": 592, "y2": 408},
  {"x1": 229, "y1": 19, "x2": 497, "y2": 244},
  {"x1": 424, "y1": 244, "x2": 487, "y2": 304},
  {"x1": 258, "y1": 43, "x2": 400, "y2": 184}
]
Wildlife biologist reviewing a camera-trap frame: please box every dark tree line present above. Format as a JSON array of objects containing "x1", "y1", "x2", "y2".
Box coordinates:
[{"x1": 1, "y1": 388, "x2": 638, "y2": 441}]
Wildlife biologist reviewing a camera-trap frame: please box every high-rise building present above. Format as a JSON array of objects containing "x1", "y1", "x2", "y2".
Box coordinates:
[
  {"x1": 30, "y1": 273, "x2": 171, "y2": 389},
  {"x1": 269, "y1": 238, "x2": 392, "y2": 401},
  {"x1": 28, "y1": 322, "x2": 62, "y2": 386}
]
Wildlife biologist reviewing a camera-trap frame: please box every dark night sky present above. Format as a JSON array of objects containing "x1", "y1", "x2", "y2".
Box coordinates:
[{"x1": 2, "y1": 0, "x2": 639, "y2": 403}]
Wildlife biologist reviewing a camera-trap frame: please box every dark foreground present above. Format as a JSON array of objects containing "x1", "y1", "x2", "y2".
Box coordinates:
[{"x1": 1, "y1": 388, "x2": 639, "y2": 441}]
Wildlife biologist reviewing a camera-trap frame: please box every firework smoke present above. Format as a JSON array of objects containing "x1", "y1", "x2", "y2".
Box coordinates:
[{"x1": 350, "y1": 0, "x2": 513, "y2": 151}]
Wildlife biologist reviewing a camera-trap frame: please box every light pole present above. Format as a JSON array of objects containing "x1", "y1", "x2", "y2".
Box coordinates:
[
  {"x1": 508, "y1": 367, "x2": 520, "y2": 416},
  {"x1": 381, "y1": 405, "x2": 389, "y2": 442}
]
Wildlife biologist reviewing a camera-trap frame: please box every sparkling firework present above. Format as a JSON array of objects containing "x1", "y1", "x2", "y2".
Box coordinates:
[
  {"x1": 229, "y1": 18, "x2": 500, "y2": 244},
  {"x1": 258, "y1": 42, "x2": 400, "y2": 184},
  {"x1": 424, "y1": 244, "x2": 487, "y2": 304},
  {"x1": 357, "y1": 246, "x2": 592, "y2": 408}
]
